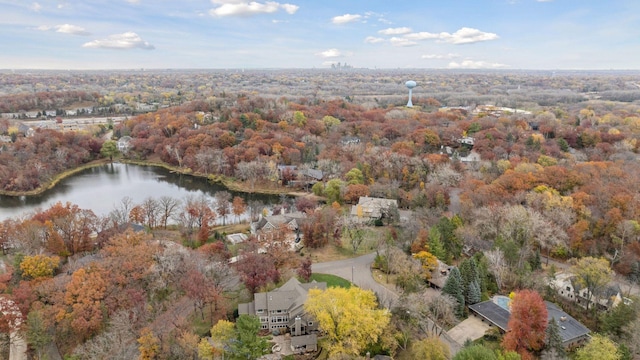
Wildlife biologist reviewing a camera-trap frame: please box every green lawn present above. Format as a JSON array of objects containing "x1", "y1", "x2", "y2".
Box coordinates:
[{"x1": 309, "y1": 273, "x2": 352, "y2": 288}]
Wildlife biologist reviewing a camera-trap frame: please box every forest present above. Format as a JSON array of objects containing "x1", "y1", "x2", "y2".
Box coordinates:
[{"x1": 1, "y1": 70, "x2": 640, "y2": 359}]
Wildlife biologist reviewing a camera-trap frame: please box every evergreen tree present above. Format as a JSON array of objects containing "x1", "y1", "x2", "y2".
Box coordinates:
[
  {"x1": 442, "y1": 267, "x2": 465, "y2": 317},
  {"x1": 466, "y1": 280, "x2": 481, "y2": 305},
  {"x1": 428, "y1": 227, "x2": 447, "y2": 261},
  {"x1": 436, "y1": 216, "x2": 463, "y2": 260},
  {"x1": 544, "y1": 318, "x2": 566, "y2": 359},
  {"x1": 530, "y1": 249, "x2": 542, "y2": 271},
  {"x1": 460, "y1": 258, "x2": 481, "y2": 304}
]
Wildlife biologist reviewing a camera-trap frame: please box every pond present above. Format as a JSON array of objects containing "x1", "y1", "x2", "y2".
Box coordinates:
[{"x1": 0, "y1": 163, "x2": 281, "y2": 221}]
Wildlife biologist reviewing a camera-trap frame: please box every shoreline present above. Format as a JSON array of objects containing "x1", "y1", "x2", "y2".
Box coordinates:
[{"x1": 1, "y1": 158, "x2": 321, "y2": 200}]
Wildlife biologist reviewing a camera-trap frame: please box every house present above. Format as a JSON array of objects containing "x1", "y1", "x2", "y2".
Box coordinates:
[
  {"x1": 340, "y1": 136, "x2": 361, "y2": 146},
  {"x1": 550, "y1": 272, "x2": 626, "y2": 310},
  {"x1": 350, "y1": 197, "x2": 398, "y2": 222},
  {"x1": 117, "y1": 136, "x2": 133, "y2": 153},
  {"x1": 428, "y1": 260, "x2": 451, "y2": 289},
  {"x1": 250, "y1": 211, "x2": 306, "y2": 250},
  {"x1": 238, "y1": 277, "x2": 326, "y2": 353},
  {"x1": 469, "y1": 296, "x2": 590, "y2": 348}
]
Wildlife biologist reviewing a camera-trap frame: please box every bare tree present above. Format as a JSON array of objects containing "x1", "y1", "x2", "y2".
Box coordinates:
[
  {"x1": 141, "y1": 197, "x2": 160, "y2": 228},
  {"x1": 214, "y1": 191, "x2": 232, "y2": 226},
  {"x1": 486, "y1": 249, "x2": 508, "y2": 290},
  {"x1": 158, "y1": 196, "x2": 181, "y2": 229}
]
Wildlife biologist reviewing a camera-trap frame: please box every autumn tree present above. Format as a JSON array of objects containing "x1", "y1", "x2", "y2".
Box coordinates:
[
  {"x1": 56, "y1": 266, "x2": 107, "y2": 341},
  {"x1": 575, "y1": 334, "x2": 621, "y2": 360},
  {"x1": 571, "y1": 257, "x2": 613, "y2": 311},
  {"x1": 138, "y1": 327, "x2": 160, "y2": 360},
  {"x1": 199, "y1": 319, "x2": 235, "y2": 360},
  {"x1": 324, "y1": 179, "x2": 344, "y2": 204},
  {"x1": 410, "y1": 336, "x2": 450, "y2": 360},
  {"x1": 502, "y1": 289, "x2": 548, "y2": 360},
  {"x1": 297, "y1": 256, "x2": 312, "y2": 282},
  {"x1": 19, "y1": 254, "x2": 60, "y2": 280},
  {"x1": 304, "y1": 287, "x2": 390, "y2": 357},
  {"x1": 413, "y1": 250, "x2": 438, "y2": 280},
  {"x1": 236, "y1": 252, "x2": 279, "y2": 294},
  {"x1": 231, "y1": 196, "x2": 246, "y2": 224}
]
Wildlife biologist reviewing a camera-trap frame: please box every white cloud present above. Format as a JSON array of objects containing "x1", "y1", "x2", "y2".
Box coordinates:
[
  {"x1": 364, "y1": 36, "x2": 384, "y2": 44},
  {"x1": 378, "y1": 27, "x2": 412, "y2": 35},
  {"x1": 37, "y1": 24, "x2": 91, "y2": 36},
  {"x1": 331, "y1": 13, "x2": 361, "y2": 24},
  {"x1": 448, "y1": 60, "x2": 508, "y2": 69},
  {"x1": 421, "y1": 53, "x2": 460, "y2": 59},
  {"x1": 126, "y1": 0, "x2": 141, "y2": 3},
  {"x1": 404, "y1": 32, "x2": 440, "y2": 41},
  {"x1": 439, "y1": 27, "x2": 498, "y2": 44},
  {"x1": 280, "y1": 3, "x2": 298, "y2": 14},
  {"x1": 317, "y1": 48, "x2": 342, "y2": 58},
  {"x1": 82, "y1": 32, "x2": 155, "y2": 50},
  {"x1": 30, "y1": 2, "x2": 42, "y2": 12},
  {"x1": 389, "y1": 37, "x2": 417, "y2": 47},
  {"x1": 209, "y1": 1, "x2": 299, "y2": 17}
]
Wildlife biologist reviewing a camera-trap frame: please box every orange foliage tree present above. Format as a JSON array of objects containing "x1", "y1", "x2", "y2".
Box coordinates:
[{"x1": 502, "y1": 289, "x2": 548, "y2": 360}]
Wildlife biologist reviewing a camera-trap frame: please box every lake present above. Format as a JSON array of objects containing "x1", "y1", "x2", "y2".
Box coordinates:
[{"x1": 0, "y1": 163, "x2": 281, "y2": 221}]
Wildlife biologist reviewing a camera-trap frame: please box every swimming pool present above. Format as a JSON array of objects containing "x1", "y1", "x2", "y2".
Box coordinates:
[{"x1": 494, "y1": 295, "x2": 511, "y2": 311}]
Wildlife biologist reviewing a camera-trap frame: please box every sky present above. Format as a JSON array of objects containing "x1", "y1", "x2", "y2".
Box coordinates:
[{"x1": 0, "y1": 0, "x2": 639, "y2": 70}]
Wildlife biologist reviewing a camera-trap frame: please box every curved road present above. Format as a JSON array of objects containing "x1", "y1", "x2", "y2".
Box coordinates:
[
  {"x1": 312, "y1": 253, "x2": 461, "y2": 355},
  {"x1": 312, "y1": 253, "x2": 398, "y2": 306}
]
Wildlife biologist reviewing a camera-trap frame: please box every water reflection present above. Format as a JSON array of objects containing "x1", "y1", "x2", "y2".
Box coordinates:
[{"x1": 0, "y1": 163, "x2": 280, "y2": 220}]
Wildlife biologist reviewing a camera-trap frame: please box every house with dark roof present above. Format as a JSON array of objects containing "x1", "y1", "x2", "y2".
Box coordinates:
[
  {"x1": 238, "y1": 278, "x2": 326, "y2": 353},
  {"x1": 469, "y1": 296, "x2": 591, "y2": 348}
]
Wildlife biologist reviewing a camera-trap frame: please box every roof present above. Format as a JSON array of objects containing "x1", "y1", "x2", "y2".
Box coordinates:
[
  {"x1": 290, "y1": 334, "x2": 317, "y2": 347},
  {"x1": 469, "y1": 297, "x2": 590, "y2": 344},
  {"x1": 350, "y1": 196, "x2": 398, "y2": 219},
  {"x1": 239, "y1": 278, "x2": 326, "y2": 317},
  {"x1": 545, "y1": 301, "x2": 591, "y2": 344},
  {"x1": 300, "y1": 168, "x2": 323, "y2": 180},
  {"x1": 468, "y1": 299, "x2": 510, "y2": 331}
]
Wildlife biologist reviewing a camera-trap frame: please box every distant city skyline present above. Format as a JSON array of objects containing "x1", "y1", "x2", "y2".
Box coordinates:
[{"x1": 1, "y1": 0, "x2": 639, "y2": 70}]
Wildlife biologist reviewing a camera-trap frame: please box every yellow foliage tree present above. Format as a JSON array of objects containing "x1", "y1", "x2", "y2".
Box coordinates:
[
  {"x1": 304, "y1": 287, "x2": 390, "y2": 357},
  {"x1": 413, "y1": 251, "x2": 438, "y2": 280},
  {"x1": 410, "y1": 336, "x2": 450, "y2": 360},
  {"x1": 19, "y1": 254, "x2": 60, "y2": 280},
  {"x1": 138, "y1": 327, "x2": 160, "y2": 360}
]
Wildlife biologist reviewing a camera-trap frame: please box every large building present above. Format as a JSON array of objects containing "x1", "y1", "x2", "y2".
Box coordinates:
[{"x1": 238, "y1": 278, "x2": 326, "y2": 353}]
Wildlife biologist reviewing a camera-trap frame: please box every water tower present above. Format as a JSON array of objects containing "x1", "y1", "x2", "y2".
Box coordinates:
[{"x1": 405, "y1": 80, "x2": 417, "y2": 107}]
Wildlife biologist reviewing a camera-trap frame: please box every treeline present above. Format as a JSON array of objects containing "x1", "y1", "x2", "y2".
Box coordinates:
[{"x1": 0, "y1": 91, "x2": 99, "y2": 113}]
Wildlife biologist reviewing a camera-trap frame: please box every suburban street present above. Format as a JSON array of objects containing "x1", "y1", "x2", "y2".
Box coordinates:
[{"x1": 312, "y1": 253, "x2": 462, "y2": 355}]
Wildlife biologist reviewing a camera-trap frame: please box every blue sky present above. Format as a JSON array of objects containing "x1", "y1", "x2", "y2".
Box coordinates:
[{"x1": 0, "y1": 0, "x2": 639, "y2": 70}]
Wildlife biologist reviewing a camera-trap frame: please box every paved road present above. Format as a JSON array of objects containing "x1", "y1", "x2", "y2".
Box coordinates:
[
  {"x1": 312, "y1": 253, "x2": 399, "y2": 307},
  {"x1": 312, "y1": 253, "x2": 461, "y2": 355}
]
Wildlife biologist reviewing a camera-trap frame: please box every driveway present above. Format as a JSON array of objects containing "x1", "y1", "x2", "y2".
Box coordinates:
[{"x1": 447, "y1": 315, "x2": 491, "y2": 345}]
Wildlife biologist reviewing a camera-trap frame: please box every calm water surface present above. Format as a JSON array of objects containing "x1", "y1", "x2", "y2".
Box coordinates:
[{"x1": 0, "y1": 163, "x2": 279, "y2": 220}]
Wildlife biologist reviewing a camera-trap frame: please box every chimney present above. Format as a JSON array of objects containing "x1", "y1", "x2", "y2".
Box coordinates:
[{"x1": 294, "y1": 316, "x2": 302, "y2": 336}]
